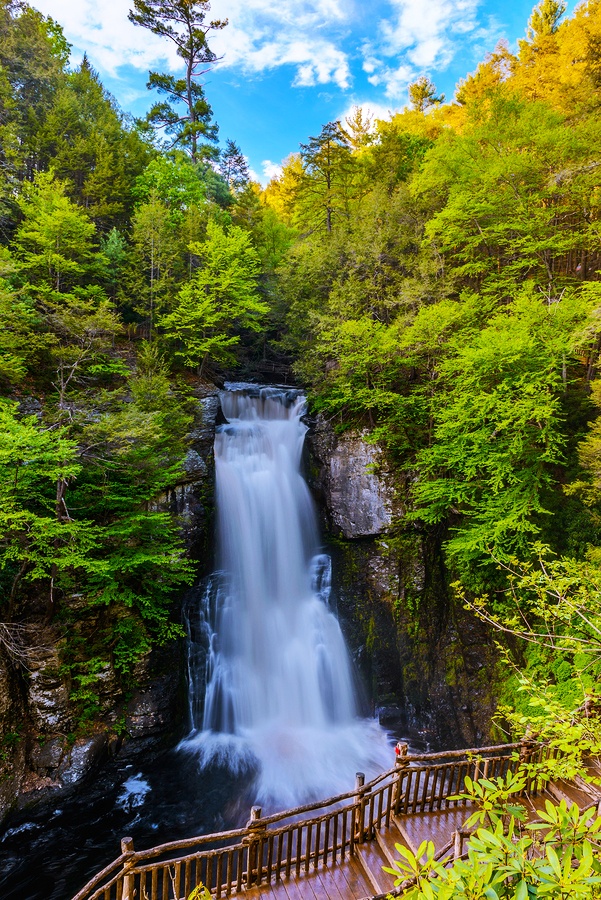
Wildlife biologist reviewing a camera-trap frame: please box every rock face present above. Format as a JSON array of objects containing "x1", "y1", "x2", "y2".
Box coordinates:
[
  {"x1": 307, "y1": 415, "x2": 498, "y2": 749},
  {"x1": 309, "y1": 419, "x2": 395, "y2": 538},
  {"x1": 153, "y1": 389, "x2": 220, "y2": 555},
  {"x1": 0, "y1": 385, "x2": 220, "y2": 826}
]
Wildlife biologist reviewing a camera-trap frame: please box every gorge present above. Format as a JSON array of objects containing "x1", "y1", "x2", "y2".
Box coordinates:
[
  {"x1": 1, "y1": 0, "x2": 601, "y2": 895},
  {"x1": 0, "y1": 383, "x2": 400, "y2": 900}
]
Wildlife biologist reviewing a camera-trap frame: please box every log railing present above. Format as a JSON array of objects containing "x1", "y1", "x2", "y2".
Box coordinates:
[{"x1": 71, "y1": 741, "x2": 547, "y2": 900}]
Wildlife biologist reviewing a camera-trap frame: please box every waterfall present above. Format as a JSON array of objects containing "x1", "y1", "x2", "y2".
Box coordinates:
[{"x1": 179, "y1": 385, "x2": 391, "y2": 810}]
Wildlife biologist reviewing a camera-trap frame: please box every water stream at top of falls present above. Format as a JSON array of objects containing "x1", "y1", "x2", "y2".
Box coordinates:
[{"x1": 178, "y1": 384, "x2": 392, "y2": 810}]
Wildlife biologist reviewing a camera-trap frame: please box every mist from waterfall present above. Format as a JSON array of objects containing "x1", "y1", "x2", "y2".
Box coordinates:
[{"x1": 179, "y1": 385, "x2": 392, "y2": 810}]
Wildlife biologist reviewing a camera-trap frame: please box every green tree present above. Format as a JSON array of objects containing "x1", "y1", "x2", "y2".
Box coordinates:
[
  {"x1": 0, "y1": 0, "x2": 69, "y2": 188},
  {"x1": 0, "y1": 400, "x2": 92, "y2": 616},
  {"x1": 134, "y1": 153, "x2": 207, "y2": 214},
  {"x1": 219, "y1": 139, "x2": 249, "y2": 192},
  {"x1": 408, "y1": 76, "x2": 445, "y2": 112},
  {"x1": 0, "y1": 248, "x2": 52, "y2": 383},
  {"x1": 297, "y1": 121, "x2": 355, "y2": 233},
  {"x1": 13, "y1": 171, "x2": 101, "y2": 293},
  {"x1": 126, "y1": 190, "x2": 180, "y2": 331},
  {"x1": 415, "y1": 92, "x2": 601, "y2": 301},
  {"x1": 160, "y1": 220, "x2": 266, "y2": 373},
  {"x1": 128, "y1": 0, "x2": 226, "y2": 162},
  {"x1": 38, "y1": 55, "x2": 152, "y2": 229},
  {"x1": 407, "y1": 290, "x2": 590, "y2": 569}
]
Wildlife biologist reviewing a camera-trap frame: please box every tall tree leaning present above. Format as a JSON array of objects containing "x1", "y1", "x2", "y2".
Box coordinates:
[{"x1": 128, "y1": 0, "x2": 227, "y2": 163}]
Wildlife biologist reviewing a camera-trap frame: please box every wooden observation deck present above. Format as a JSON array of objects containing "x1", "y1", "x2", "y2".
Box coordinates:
[{"x1": 71, "y1": 742, "x2": 601, "y2": 900}]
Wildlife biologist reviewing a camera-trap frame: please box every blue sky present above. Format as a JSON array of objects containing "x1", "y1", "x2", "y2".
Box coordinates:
[{"x1": 32, "y1": 0, "x2": 575, "y2": 183}]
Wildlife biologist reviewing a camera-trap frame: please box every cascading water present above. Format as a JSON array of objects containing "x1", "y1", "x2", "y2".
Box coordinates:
[{"x1": 179, "y1": 384, "x2": 392, "y2": 810}]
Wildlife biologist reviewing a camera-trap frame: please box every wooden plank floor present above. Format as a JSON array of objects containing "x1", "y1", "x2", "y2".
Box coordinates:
[
  {"x1": 217, "y1": 785, "x2": 601, "y2": 900},
  {"x1": 239, "y1": 857, "x2": 372, "y2": 900}
]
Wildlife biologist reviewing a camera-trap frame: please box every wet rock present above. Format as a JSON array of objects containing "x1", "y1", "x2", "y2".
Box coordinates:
[
  {"x1": 189, "y1": 393, "x2": 221, "y2": 453},
  {"x1": 0, "y1": 658, "x2": 28, "y2": 823},
  {"x1": 31, "y1": 737, "x2": 66, "y2": 775},
  {"x1": 183, "y1": 449, "x2": 207, "y2": 479},
  {"x1": 0, "y1": 381, "x2": 220, "y2": 825},
  {"x1": 58, "y1": 735, "x2": 108, "y2": 786},
  {"x1": 152, "y1": 388, "x2": 219, "y2": 553},
  {"x1": 308, "y1": 416, "x2": 499, "y2": 749},
  {"x1": 308, "y1": 416, "x2": 400, "y2": 538},
  {"x1": 27, "y1": 644, "x2": 72, "y2": 733},
  {"x1": 125, "y1": 671, "x2": 180, "y2": 738}
]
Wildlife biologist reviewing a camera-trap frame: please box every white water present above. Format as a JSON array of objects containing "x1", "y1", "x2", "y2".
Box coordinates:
[{"x1": 179, "y1": 385, "x2": 392, "y2": 810}]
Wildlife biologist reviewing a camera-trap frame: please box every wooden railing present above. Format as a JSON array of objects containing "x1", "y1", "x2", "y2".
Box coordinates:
[{"x1": 71, "y1": 741, "x2": 544, "y2": 900}]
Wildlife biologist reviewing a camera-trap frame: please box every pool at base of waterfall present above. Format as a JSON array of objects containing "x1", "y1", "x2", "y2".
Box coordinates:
[{"x1": 0, "y1": 721, "x2": 438, "y2": 900}]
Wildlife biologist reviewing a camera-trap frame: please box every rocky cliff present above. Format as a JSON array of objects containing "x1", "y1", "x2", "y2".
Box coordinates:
[{"x1": 307, "y1": 414, "x2": 499, "y2": 749}]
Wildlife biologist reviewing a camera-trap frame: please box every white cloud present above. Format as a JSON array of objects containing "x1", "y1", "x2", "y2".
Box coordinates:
[
  {"x1": 208, "y1": 0, "x2": 353, "y2": 90},
  {"x1": 262, "y1": 159, "x2": 283, "y2": 183},
  {"x1": 367, "y1": 62, "x2": 415, "y2": 100},
  {"x1": 33, "y1": 0, "x2": 180, "y2": 76},
  {"x1": 362, "y1": 0, "x2": 483, "y2": 98},
  {"x1": 33, "y1": 0, "x2": 353, "y2": 91},
  {"x1": 32, "y1": 0, "x2": 497, "y2": 105},
  {"x1": 380, "y1": 0, "x2": 481, "y2": 64}
]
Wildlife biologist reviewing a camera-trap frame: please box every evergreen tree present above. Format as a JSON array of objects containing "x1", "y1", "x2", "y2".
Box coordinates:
[
  {"x1": 128, "y1": 0, "x2": 226, "y2": 162},
  {"x1": 298, "y1": 122, "x2": 355, "y2": 233},
  {"x1": 219, "y1": 139, "x2": 250, "y2": 192},
  {"x1": 408, "y1": 76, "x2": 445, "y2": 112},
  {"x1": 525, "y1": 0, "x2": 566, "y2": 41},
  {"x1": 0, "y1": 0, "x2": 70, "y2": 232},
  {"x1": 39, "y1": 55, "x2": 152, "y2": 229}
]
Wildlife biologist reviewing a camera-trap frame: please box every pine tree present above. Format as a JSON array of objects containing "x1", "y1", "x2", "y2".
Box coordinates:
[
  {"x1": 128, "y1": 0, "x2": 227, "y2": 162},
  {"x1": 298, "y1": 122, "x2": 355, "y2": 233},
  {"x1": 39, "y1": 55, "x2": 151, "y2": 229},
  {"x1": 408, "y1": 76, "x2": 445, "y2": 112},
  {"x1": 219, "y1": 139, "x2": 249, "y2": 192}
]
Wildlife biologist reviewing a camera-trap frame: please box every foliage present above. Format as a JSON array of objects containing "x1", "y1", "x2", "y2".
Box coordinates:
[
  {"x1": 408, "y1": 76, "x2": 445, "y2": 112},
  {"x1": 2, "y1": 0, "x2": 601, "y2": 748},
  {"x1": 386, "y1": 809, "x2": 601, "y2": 899},
  {"x1": 296, "y1": 121, "x2": 356, "y2": 233},
  {"x1": 187, "y1": 884, "x2": 211, "y2": 900},
  {"x1": 38, "y1": 55, "x2": 152, "y2": 228},
  {"x1": 407, "y1": 291, "x2": 589, "y2": 566},
  {"x1": 386, "y1": 767, "x2": 601, "y2": 900},
  {"x1": 219, "y1": 139, "x2": 250, "y2": 192},
  {"x1": 160, "y1": 220, "x2": 266, "y2": 372}
]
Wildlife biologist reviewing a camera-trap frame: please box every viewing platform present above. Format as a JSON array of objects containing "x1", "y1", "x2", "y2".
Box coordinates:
[{"x1": 71, "y1": 741, "x2": 601, "y2": 900}]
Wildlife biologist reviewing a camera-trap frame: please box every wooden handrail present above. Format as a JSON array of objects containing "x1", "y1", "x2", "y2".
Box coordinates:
[
  {"x1": 71, "y1": 853, "x2": 130, "y2": 900},
  {"x1": 398, "y1": 742, "x2": 523, "y2": 763},
  {"x1": 70, "y1": 741, "x2": 540, "y2": 900}
]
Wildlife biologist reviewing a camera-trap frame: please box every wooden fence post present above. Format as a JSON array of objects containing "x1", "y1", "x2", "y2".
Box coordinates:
[
  {"x1": 394, "y1": 742, "x2": 409, "y2": 816},
  {"x1": 519, "y1": 735, "x2": 537, "y2": 793},
  {"x1": 453, "y1": 828, "x2": 470, "y2": 859},
  {"x1": 121, "y1": 837, "x2": 135, "y2": 900},
  {"x1": 245, "y1": 805, "x2": 266, "y2": 888},
  {"x1": 354, "y1": 773, "x2": 366, "y2": 844}
]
